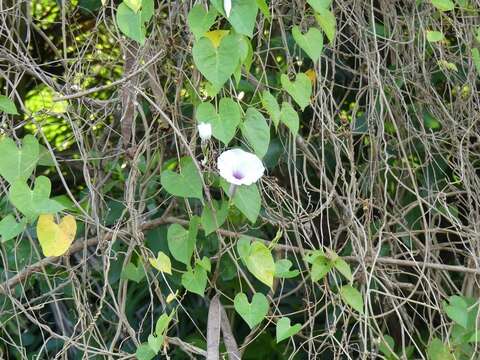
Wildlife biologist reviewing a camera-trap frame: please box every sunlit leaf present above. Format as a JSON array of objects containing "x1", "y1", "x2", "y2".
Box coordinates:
[
  {"x1": 36, "y1": 214, "x2": 77, "y2": 257},
  {"x1": 234, "y1": 292, "x2": 269, "y2": 328}
]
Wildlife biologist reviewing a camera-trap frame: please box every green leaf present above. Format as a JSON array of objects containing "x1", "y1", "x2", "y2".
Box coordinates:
[
  {"x1": 256, "y1": 0, "x2": 270, "y2": 19},
  {"x1": 315, "y1": 8, "x2": 336, "y2": 43},
  {"x1": 192, "y1": 34, "x2": 240, "y2": 88},
  {"x1": 140, "y1": 0, "x2": 154, "y2": 23},
  {"x1": 443, "y1": 295, "x2": 476, "y2": 329},
  {"x1": 121, "y1": 262, "x2": 145, "y2": 283},
  {"x1": 228, "y1": 182, "x2": 261, "y2": 223},
  {"x1": 239, "y1": 238, "x2": 275, "y2": 288},
  {"x1": 427, "y1": 338, "x2": 454, "y2": 360},
  {"x1": 210, "y1": 0, "x2": 258, "y2": 37},
  {"x1": 431, "y1": 0, "x2": 455, "y2": 11},
  {"x1": 196, "y1": 98, "x2": 241, "y2": 145},
  {"x1": 306, "y1": 0, "x2": 332, "y2": 12},
  {"x1": 38, "y1": 145, "x2": 56, "y2": 166},
  {"x1": 116, "y1": 3, "x2": 145, "y2": 44},
  {"x1": 187, "y1": 4, "x2": 217, "y2": 40},
  {"x1": 241, "y1": 108, "x2": 270, "y2": 158},
  {"x1": 310, "y1": 255, "x2": 332, "y2": 281},
  {"x1": 201, "y1": 200, "x2": 229, "y2": 235},
  {"x1": 0, "y1": 135, "x2": 40, "y2": 184},
  {"x1": 275, "y1": 259, "x2": 300, "y2": 278},
  {"x1": 332, "y1": 257, "x2": 353, "y2": 282},
  {"x1": 9, "y1": 176, "x2": 65, "y2": 220},
  {"x1": 280, "y1": 73, "x2": 312, "y2": 111},
  {"x1": 161, "y1": 157, "x2": 203, "y2": 200},
  {"x1": 147, "y1": 334, "x2": 162, "y2": 354},
  {"x1": 197, "y1": 256, "x2": 211, "y2": 272},
  {"x1": 149, "y1": 251, "x2": 172, "y2": 275},
  {"x1": 426, "y1": 30, "x2": 444, "y2": 42},
  {"x1": 167, "y1": 223, "x2": 196, "y2": 266},
  {"x1": 276, "y1": 317, "x2": 301, "y2": 343},
  {"x1": 261, "y1": 91, "x2": 281, "y2": 128},
  {"x1": 181, "y1": 263, "x2": 208, "y2": 296},
  {"x1": 0, "y1": 95, "x2": 18, "y2": 114},
  {"x1": 155, "y1": 313, "x2": 172, "y2": 336},
  {"x1": 0, "y1": 215, "x2": 26, "y2": 243},
  {"x1": 280, "y1": 102, "x2": 299, "y2": 136},
  {"x1": 124, "y1": 0, "x2": 141, "y2": 12},
  {"x1": 234, "y1": 292, "x2": 269, "y2": 329},
  {"x1": 339, "y1": 285, "x2": 364, "y2": 314},
  {"x1": 292, "y1": 26, "x2": 324, "y2": 62},
  {"x1": 472, "y1": 48, "x2": 480, "y2": 74},
  {"x1": 135, "y1": 343, "x2": 156, "y2": 360},
  {"x1": 378, "y1": 335, "x2": 395, "y2": 359}
]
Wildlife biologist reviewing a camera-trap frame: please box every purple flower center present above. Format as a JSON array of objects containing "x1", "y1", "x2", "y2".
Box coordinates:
[{"x1": 232, "y1": 170, "x2": 244, "y2": 180}]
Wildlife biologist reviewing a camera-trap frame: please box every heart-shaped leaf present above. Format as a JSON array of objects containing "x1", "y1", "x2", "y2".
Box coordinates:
[
  {"x1": 292, "y1": 26, "x2": 323, "y2": 62},
  {"x1": 167, "y1": 223, "x2": 196, "y2": 266},
  {"x1": 332, "y1": 257, "x2": 353, "y2": 282},
  {"x1": 0, "y1": 215, "x2": 26, "y2": 243},
  {"x1": 275, "y1": 259, "x2": 300, "y2": 278},
  {"x1": 196, "y1": 98, "x2": 241, "y2": 145},
  {"x1": 426, "y1": 30, "x2": 444, "y2": 43},
  {"x1": 197, "y1": 256, "x2": 211, "y2": 272},
  {"x1": 221, "y1": 180, "x2": 261, "y2": 223},
  {"x1": 431, "y1": 0, "x2": 454, "y2": 12},
  {"x1": 135, "y1": 343, "x2": 156, "y2": 360},
  {"x1": 155, "y1": 313, "x2": 172, "y2": 336},
  {"x1": 116, "y1": 3, "x2": 145, "y2": 44},
  {"x1": 0, "y1": 95, "x2": 18, "y2": 114},
  {"x1": 201, "y1": 199, "x2": 229, "y2": 235},
  {"x1": 315, "y1": 8, "x2": 336, "y2": 43},
  {"x1": 147, "y1": 334, "x2": 162, "y2": 354},
  {"x1": 124, "y1": 0, "x2": 142, "y2": 12},
  {"x1": 36, "y1": 214, "x2": 77, "y2": 257},
  {"x1": 188, "y1": 4, "x2": 218, "y2": 40},
  {"x1": 280, "y1": 102, "x2": 299, "y2": 136},
  {"x1": 443, "y1": 296, "x2": 476, "y2": 329},
  {"x1": 0, "y1": 135, "x2": 40, "y2": 184},
  {"x1": 237, "y1": 237, "x2": 275, "y2": 288},
  {"x1": 121, "y1": 262, "x2": 146, "y2": 283},
  {"x1": 281, "y1": 73, "x2": 312, "y2": 111},
  {"x1": 241, "y1": 108, "x2": 270, "y2": 158},
  {"x1": 310, "y1": 254, "x2": 333, "y2": 281},
  {"x1": 339, "y1": 285, "x2": 364, "y2": 314},
  {"x1": 210, "y1": 0, "x2": 258, "y2": 37},
  {"x1": 261, "y1": 91, "x2": 281, "y2": 128},
  {"x1": 149, "y1": 251, "x2": 172, "y2": 274},
  {"x1": 161, "y1": 157, "x2": 203, "y2": 200},
  {"x1": 192, "y1": 34, "x2": 240, "y2": 88},
  {"x1": 234, "y1": 292, "x2": 269, "y2": 329},
  {"x1": 181, "y1": 264, "x2": 208, "y2": 296},
  {"x1": 276, "y1": 317, "x2": 301, "y2": 343},
  {"x1": 9, "y1": 176, "x2": 65, "y2": 220}
]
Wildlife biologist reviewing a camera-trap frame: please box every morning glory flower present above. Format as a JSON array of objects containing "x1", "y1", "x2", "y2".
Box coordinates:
[
  {"x1": 198, "y1": 122, "x2": 212, "y2": 142},
  {"x1": 217, "y1": 149, "x2": 265, "y2": 186},
  {"x1": 224, "y1": 0, "x2": 232, "y2": 18}
]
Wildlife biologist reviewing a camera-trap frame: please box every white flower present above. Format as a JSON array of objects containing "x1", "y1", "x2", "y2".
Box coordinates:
[
  {"x1": 224, "y1": 0, "x2": 232, "y2": 18},
  {"x1": 217, "y1": 149, "x2": 265, "y2": 186},
  {"x1": 198, "y1": 122, "x2": 212, "y2": 141}
]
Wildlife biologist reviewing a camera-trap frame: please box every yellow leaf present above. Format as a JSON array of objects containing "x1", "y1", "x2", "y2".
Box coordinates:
[
  {"x1": 149, "y1": 251, "x2": 172, "y2": 274},
  {"x1": 37, "y1": 214, "x2": 76, "y2": 257},
  {"x1": 166, "y1": 290, "x2": 178, "y2": 303},
  {"x1": 204, "y1": 30, "x2": 230, "y2": 48},
  {"x1": 305, "y1": 69, "x2": 316, "y2": 84}
]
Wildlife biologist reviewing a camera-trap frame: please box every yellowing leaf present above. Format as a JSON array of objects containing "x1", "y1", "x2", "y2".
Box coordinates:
[
  {"x1": 149, "y1": 251, "x2": 172, "y2": 274},
  {"x1": 37, "y1": 214, "x2": 76, "y2": 257},
  {"x1": 305, "y1": 69, "x2": 317, "y2": 84},
  {"x1": 166, "y1": 291, "x2": 178, "y2": 303},
  {"x1": 204, "y1": 30, "x2": 230, "y2": 48},
  {"x1": 245, "y1": 240, "x2": 275, "y2": 288},
  {"x1": 124, "y1": 0, "x2": 142, "y2": 13}
]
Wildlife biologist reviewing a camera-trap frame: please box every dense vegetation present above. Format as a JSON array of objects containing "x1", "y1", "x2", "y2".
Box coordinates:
[{"x1": 1, "y1": 0, "x2": 480, "y2": 358}]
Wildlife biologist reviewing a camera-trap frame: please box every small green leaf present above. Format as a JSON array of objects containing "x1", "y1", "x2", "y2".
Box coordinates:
[
  {"x1": 149, "y1": 251, "x2": 172, "y2": 275},
  {"x1": 0, "y1": 135, "x2": 40, "y2": 184},
  {"x1": 161, "y1": 157, "x2": 203, "y2": 200},
  {"x1": 116, "y1": 3, "x2": 145, "y2": 44},
  {"x1": 239, "y1": 238, "x2": 275, "y2": 288},
  {"x1": 0, "y1": 215, "x2": 26, "y2": 243},
  {"x1": 124, "y1": 0, "x2": 142, "y2": 12},
  {"x1": 276, "y1": 317, "x2": 301, "y2": 343},
  {"x1": 431, "y1": 0, "x2": 455, "y2": 12},
  {"x1": 210, "y1": 0, "x2": 259, "y2": 37},
  {"x1": 167, "y1": 223, "x2": 196, "y2": 266},
  {"x1": 281, "y1": 73, "x2": 312, "y2": 111},
  {"x1": 256, "y1": 0, "x2": 270, "y2": 19},
  {"x1": 275, "y1": 259, "x2": 300, "y2": 278},
  {"x1": 241, "y1": 108, "x2": 270, "y2": 158},
  {"x1": 222, "y1": 180, "x2": 261, "y2": 223},
  {"x1": 280, "y1": 102, "x2": 299, "y2": 136},
  {"x1": 306, "y1": 0, "x2": 332, "y2": 12},
  {"x1": 426, "y1": 30, "x2": 444, "y2": 42},
  {"x1": 234, "y1": 292, "x2": 269, "y2": 329},
  {"x1": 196, "y1": 98, "x2": 241, "y2": 145},
  {"x1": 181, "y1": 264, "x2": 208, "y2": 296},
  {"x1": 147, "y1": 334, "x2": 162, "y2": 354},
  {"x1": 378, "y1": 335, "x2": 395, "y2": 359},
  {"x1": 443, "y1": 295, "x2": 476, "y2": 329},
  {"x1": 9, "y1": 176, "x2": 65, "y2": 220},
  {"x1": 261, "y1": 91, "x2": 281, "y2": 128},
  {"x1": 187, "y1": 4, "x2": 217, "y2": 40},
  {"x1": 192, "y1": 34, "x2": 240, "y2": 88},
  {"x1": 292, "y1": 26, "x2": 324, "y2": 62},
  {"x1": 339, "y1": 285, "x2": 364, "y2": 314},
  {"x1": 310, "y1": 255, "x2": 332, "y2": 281},
  {"x1": 155, "y1": 313, "x2": 172, "y2": 336},
  {"x1": 332, "y1": 257, "x2": 353, "y2": 282},
  {"x1": 135, "y1": 343, "x2": 156, "y2": 360},
  {"x1": 0, "y1": 95, "x2": 18, "y2": 114},
  {"x1": 201, "y1": 200, "x2": 229, "y2": 235},
  {"x1": 427, "y1": 338, "x2": 454, "y2": 360},
  {"x1": 121, "y1": 262, "x2": 145, "y2": 283},
  {"x1": 315, "y1": 8, "x2": 336, "y2": 43},
  {"x1": 197, "y1": 256, "x2": 211, "y2": 272},
  {"x1": 472, "y1": 48, "x2": 480, "y2": 74}
]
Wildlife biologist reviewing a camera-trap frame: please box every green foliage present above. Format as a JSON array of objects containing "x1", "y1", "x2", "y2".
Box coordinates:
[
  {"x1": 281, "y1": 73, "x2": 312, "y2": 111},
  {"x1": 200, "y1": 200, "x2": 229, "y2": 235},
  {"x1": 187, "y1": 4, "x2": 217, "y2": 40},
  {"x1": 167, "y1": 221, "x2": 197, "y2": 266},
  {"x1": 241, "y1": 108, "x2": 270, "y2": 158},
  {"x1": 279, "y1": 102, "x2": 300, "y2": 136},
  {"x1": 431, "y1": 0, "x2": 455, "y2": 12},
  {"x1": 339, "y1": 285, "x2": 364, "y2": 314},
  {"x1": 292, "y1": 26, "x2": 324, "y2": 62},
  {"x1": 160, "y1": 157, "x2": 203, "y2": 200},
  {"x1": 276, "y1": 317, "x2": 301, "y2": 343},
  {"x1": 210, "y1": 0, "x2": 259, "y2": 37},
  {"x1": 261, "y1": 91, "x2": 281, "y2": 128},
  {"x1": 0, "y1": 135, "x2": 39, "y2": 184},
  {"x1": 234, "y1": 292, "x2": 269, "y2": 329},
  {"x1": 238, "y1": 236, "x2": 275, "y2": 287},
  {"x1": 0, "y1": 95, "x2": 18, "y2": 114},
  {"x1": 196, "y1": 98, "x2": 241, "y2": 145},
  {"x1": 181, "y1": 262, "x2": 208, "y2": 296},
  {"x1": 221, "y1": 180, "x2": 261, "y2": 223}
]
